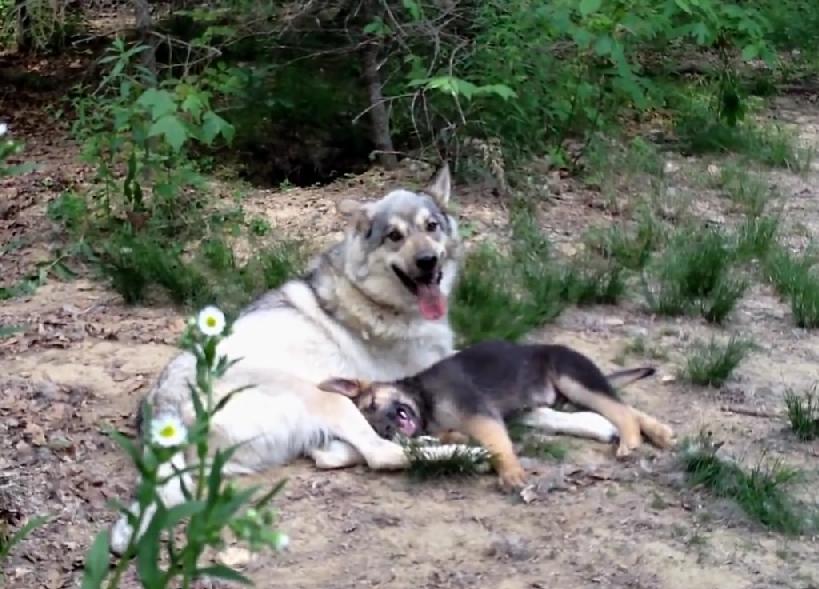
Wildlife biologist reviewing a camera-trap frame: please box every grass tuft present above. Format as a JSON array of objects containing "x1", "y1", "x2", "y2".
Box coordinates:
[
  {"x1": 713, "y1": 165, "x2": 771, "y2": 216},
  {"x1": 682, "y1": 336, "x2": 753, "y2": 387},
  {"x1": 734, "y1": 216, "x2": 779, "y2": 261},
  {"x1": 784, "y1": 387, "x2": 819, "y2": 441},
  {"x1": 643, "y1": 225, "x2": 747, "y2": 323},
  {"x1": 452, "y1": 209, "x2": 627, "y2": 346},
  {"x1": 98, "y1": 231, "x2": 306, "y2": 311},
  {"x1": 586, "y1": 209, "x2": 665, "y2": 271},
  {"x1": 764, "y1": 246, "x2": 819, "y2": 328},
  {"x1": 680, "y1": 432, "x2": 814, "y2": 535}
]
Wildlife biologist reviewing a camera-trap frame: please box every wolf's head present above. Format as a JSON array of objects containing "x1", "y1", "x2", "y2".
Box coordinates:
[{"x1": 338, "y1": 165, "x2": 461, "y2": 321}]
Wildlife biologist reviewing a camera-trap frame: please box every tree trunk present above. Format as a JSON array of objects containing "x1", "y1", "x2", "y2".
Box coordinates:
[
  {"x1": 361, "y1": 42, "x2": 398, "y2": 169},
  {"x1": 15, "y1": 0, "x2": 33, "y2": 52},
  {"x1": 133, "y1": 0, "x2": 158, "y2": 79}
]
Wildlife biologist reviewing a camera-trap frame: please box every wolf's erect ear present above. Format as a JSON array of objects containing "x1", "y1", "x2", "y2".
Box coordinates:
[
  {"x1": 337, "y1": 199, "x2": 364, "y2": 216},
  {"x1": 318, "y1": 378, "x2": 369, "y2": 399},
  {"x1": 424, "y1": 163, "x2": 452, "y2": 207},
  {"x1": 336, "y1": 199, "x2": 372, "y2": 235}
]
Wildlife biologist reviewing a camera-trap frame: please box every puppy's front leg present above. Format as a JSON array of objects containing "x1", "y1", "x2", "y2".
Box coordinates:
[{"x1": 462, "y1": 416, "x2": 526, "y2": 490}]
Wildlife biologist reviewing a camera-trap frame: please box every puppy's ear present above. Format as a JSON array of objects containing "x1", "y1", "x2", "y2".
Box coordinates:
[
  {"x1": 424, "y1": 163, "x2": 452, "y2": 207},
  {"x1": 318, "y1": 378, "x2": 369, "y2": 398}
]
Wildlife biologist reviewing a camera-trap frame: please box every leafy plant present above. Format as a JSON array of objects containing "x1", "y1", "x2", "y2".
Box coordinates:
[{"x1": 82, "y1": 307, "x2": 288, "y2": 589}]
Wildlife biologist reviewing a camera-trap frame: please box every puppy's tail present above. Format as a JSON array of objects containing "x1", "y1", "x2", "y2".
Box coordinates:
[{"x1": 605, "y1": 366, "x2": 656, "y2": 390}]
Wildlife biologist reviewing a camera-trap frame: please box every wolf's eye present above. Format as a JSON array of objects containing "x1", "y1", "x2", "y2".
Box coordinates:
[
  {"x1": 387, "y1": 229, "x2": 403, "y2": 242},
  {"x1": 426, "y1": 220, "x2": 439, "y2": 233}
]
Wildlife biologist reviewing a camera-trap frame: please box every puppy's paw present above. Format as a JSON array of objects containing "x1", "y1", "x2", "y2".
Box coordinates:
[
  {"x1": 498, "y1": 463, "x2": 528, "y2": 491},
  {"x1": 615, "y1": 441, "x2": 633, "y2": 459}
]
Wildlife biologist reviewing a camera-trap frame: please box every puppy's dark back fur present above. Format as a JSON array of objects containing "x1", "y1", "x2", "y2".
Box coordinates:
[{"x1": 396, "y1": 339, "x2": 618, "y2": 422}]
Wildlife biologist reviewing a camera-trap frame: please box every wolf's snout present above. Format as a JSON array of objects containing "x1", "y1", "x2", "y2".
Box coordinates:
[{"x1": 415, "y1": 253, "x2": 438, "y2": 273}]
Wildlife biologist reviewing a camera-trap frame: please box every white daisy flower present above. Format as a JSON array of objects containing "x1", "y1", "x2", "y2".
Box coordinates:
[
  {"x1": 150, "y1": 415, "x2": 188, "y2": 448},
  {"x1": 0, "y1": 123, "x2": 7, "y2": 136},
  {"x1": 197, "y1": 305, "x2": 225, "y2": 337}
]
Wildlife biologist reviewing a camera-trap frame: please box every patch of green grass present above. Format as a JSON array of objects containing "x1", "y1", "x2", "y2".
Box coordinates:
[
  {"x1": 682, "y1": 336, "x2": 753, "y2": 387},
  {"x1": 680, "y1": 433, "x2": 814, "y2": 535},
  {"x1": 560, "y1": 261, "x2": 625, "y2": 306},
  {"x1": 98, "y1": 231, "x2": 306, "y2": 311},
  {"x1": 248, "y1": 217, "x2": 272, "y2": 236},
  {"x1": 675, "y1": 104, "x2": 813, "y2": 171},
  {"x1": 643, "y1": 226, "x2": 747, "y2": 323},
  {"x1": 452, "y1": 214, "x2": 629, "y2": 346},
  {"x1": 586, "y1": 209, "x2": 665, "y2": 271},
  {"x1": 519, "y1": 437, "x2": 568, "y2": 462},
  {"x1": 714, "y1": 165, "x2": 771, "y2": 216},
  {"x1": 764, "y1": 246, "x2": 819, "y2": 328},
  {"x1": 451, "y1": 245, "x2": 545, "y2": 346},
  {"x1": 621, "y1": 335, "x2": 668, "y2": 361},
  {"x1": 734, "y1": 216, "x2": 779, "y2": 261},
  {"x1": 784, "y1": 387, "x2": 819, "y2": 441}
]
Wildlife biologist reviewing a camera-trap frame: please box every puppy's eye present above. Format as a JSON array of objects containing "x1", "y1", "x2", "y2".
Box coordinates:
[
  {"x1": 387, "y1": 229, "x2": 403, "y2": 243},
  {"x1": 426, "y1": 220, "x2": 439, "y2": 232},
  {"x1": 396, "y1": 406, "x2": 409, "y2": 420}
]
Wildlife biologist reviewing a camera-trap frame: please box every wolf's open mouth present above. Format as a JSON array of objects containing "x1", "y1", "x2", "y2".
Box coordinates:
[{"x1": 391, "y1": 265, "x2": 446, "y2": 320}]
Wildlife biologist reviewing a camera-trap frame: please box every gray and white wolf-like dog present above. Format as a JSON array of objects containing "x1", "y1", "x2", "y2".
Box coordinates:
[{"x1": 109, "y1": 165, "x2": 626, "y2": 554}]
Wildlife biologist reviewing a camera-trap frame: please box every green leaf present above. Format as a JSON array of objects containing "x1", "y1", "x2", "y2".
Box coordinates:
[
  {"x1": 194, "y1": 565, "x2": 252, "y2": 585},
  {"x1": 594, "y1": 35, "x2": 614, "y2": 56},
  {"x1": 0, "y1": 515, "x2": 49, "y2": 560},
  {"x1": 254, "y1": 479, "x2": 288, "y2": 509},
  {"x1": 741, "y1": 44, "x2": 759, "y2": 61},
  {"x1": 148, "y1": 114, "x2": 188, "y2": 152},
  {"x1": 80, "y1": 530, "x2": 111, "y2": 589},
  {"x1": 402, "y1": 0, "x2": 421, "y2": 20},
  {"x1": 181, "y1": 93, "x2": 205, "y2": 118},
  {"x1": 201, "y1": 112, "x2": 234, "y2": 145},
  {"x1": 579, "y1": 0, "x2": 602, "y2": 17},
  {"x1": 136, "y1": 88, "x2": 177, "y2": 120},
  {"x1": 162, "y1": 500, "x2": 207, "y2": 530}
]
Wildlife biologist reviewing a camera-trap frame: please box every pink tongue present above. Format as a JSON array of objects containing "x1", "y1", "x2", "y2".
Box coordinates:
[{"x1": 417, "y1": 284, "x2": 446, "y2": 320}]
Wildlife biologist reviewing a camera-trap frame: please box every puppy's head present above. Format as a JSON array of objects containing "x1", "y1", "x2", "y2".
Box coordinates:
[
  {"x1": 336, "y1": 164, "x2": 462, "y2": 321},
  {"x1": 318, "y1": 378, "x2": 423, "y2": 439}
]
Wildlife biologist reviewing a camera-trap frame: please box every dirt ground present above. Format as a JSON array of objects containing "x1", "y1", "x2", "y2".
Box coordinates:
[{"x1": 2, "y1": 80, "x2": 819, "y2": 588}]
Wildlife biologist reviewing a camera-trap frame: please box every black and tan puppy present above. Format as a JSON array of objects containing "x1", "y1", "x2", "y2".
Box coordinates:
[{"x1": 319, "y1": 339, "x2": 674, "y2": 489}]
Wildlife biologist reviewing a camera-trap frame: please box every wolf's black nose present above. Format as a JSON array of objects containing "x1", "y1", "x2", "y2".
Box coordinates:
[{"x1": 415, "y1": 253, "x2": 438, "y2": 272}]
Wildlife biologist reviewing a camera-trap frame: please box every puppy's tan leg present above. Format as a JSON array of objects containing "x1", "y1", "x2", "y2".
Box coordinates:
[
  {"x1": 633, "y1": 409, "x2": 674, "y2": 449},
  {"x1": 555, "y1": 376, "x2": 642, "y2": 457},
  {"x1": 310, "y1": 390, "x2": 408, "y2": 470},
  {"x1": 461, "y1": 416, "x2": 526, "y2": 490}
]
